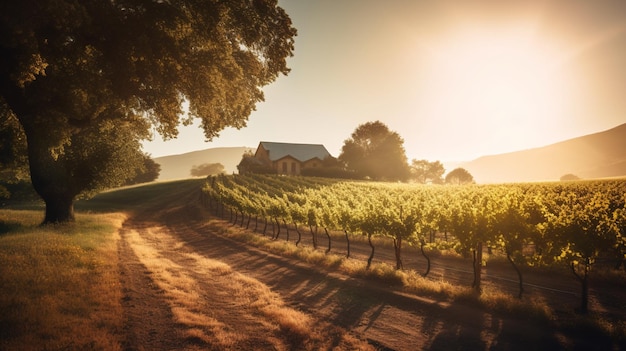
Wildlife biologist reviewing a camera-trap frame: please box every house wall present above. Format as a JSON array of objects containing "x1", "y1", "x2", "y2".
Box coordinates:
[
  {"x1": 302, "y1": 158, "x2": 322, "y2": 170},
  {"x1": 275, "y1": 156, "x2": 301, "y2": 175},
  {"x1": 252, "y1": 142, "x2": 330, "y2": 176}
]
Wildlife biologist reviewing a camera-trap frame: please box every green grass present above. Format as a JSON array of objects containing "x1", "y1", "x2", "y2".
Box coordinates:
[
  {"x1": 77, "y1": 178, "x2": 205, "y2": 213},
  {"x1": 0, "y1": 210, "x2": 126, "y2": 351}
]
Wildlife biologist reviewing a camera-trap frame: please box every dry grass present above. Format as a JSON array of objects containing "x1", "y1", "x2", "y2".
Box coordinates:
[
  {"x1": 210, "y1": 218, "x2": 564, "y2": 321},
  {"x1": 0, "y1": 210, "x2": 125, "y2": 351},
  {"x1": 124, "y1": 225, "x2": 373, "y2": 350}
]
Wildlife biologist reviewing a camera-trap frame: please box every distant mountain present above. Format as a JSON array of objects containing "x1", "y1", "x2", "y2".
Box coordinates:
[
  {"x1": 459, "y1": 123, "x2": 626, "y2": 183},
  {"x1": 154, "y1": 146, "x2": 253, "y2": 180}
]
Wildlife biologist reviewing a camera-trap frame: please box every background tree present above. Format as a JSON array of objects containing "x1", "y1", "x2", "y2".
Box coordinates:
[
  {"x1": 190, "y1": 163, "x2": 225, "y2": 177},
  {"x1": 237, "y1": 150, "x2": 274, "y2": 174},
  {"x1": 445, "y1": 168, "x2": 475, "y2": 185},
  {"x1": 0, "y1": 0, "x2": 296, "y2": 223},
  {"x1": 125, "y1": 155, "x2": 161, "y2": 186},
  {"x1": 339, "y1": 121, "x2": 410, "y2": 181},
  {"x1": 410, "y1": 159, "x2": 445, "y2": 184},
  {"x1": 560, "y1": 174, "x2": 581, "y2": 181}
]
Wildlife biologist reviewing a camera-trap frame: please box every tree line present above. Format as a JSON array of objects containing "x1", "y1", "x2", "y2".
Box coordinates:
[
  {"x1": 339, "y1": 120, "x2": 475, "y2": 184},
  {"x1": 238, "y1": 120, "x2": 475, "y2": 184}
]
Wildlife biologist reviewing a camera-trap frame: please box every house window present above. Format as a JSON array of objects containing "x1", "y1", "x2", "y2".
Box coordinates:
[
  {"x1": 291, "y1": 162, "x2": 296, "y2": 174},
  {"x1": 282, "y1": 162, "x2": 287, "y2": 173}
]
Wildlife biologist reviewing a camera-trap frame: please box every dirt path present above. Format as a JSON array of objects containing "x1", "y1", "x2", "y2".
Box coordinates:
[{"x1": 117, "y1": 185, "x2": 622, "y2": 350}]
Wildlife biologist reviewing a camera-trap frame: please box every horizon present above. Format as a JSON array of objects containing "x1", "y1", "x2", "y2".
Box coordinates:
[
  {"x1": 150, "y1": 121, "x2": 625, "y2": 164},
  {"x1": 142, "y1": 0, "x2": 626, "y2": 163}
]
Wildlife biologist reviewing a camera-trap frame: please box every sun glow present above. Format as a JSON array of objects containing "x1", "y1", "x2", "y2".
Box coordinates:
[{"x1": 415, "y1": 27, "x2": 575, "y2": 157}]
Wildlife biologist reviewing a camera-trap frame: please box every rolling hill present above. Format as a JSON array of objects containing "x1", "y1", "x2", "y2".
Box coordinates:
[
  {"x1": 460, "y1": 123, "x2": 626, "y2": 183},
  {"x1": 151, "y1": 123, "x2": 626, "y2": 183},
  {"x1": 154, "y1": 146, "x2": 253, "y2": 180}
]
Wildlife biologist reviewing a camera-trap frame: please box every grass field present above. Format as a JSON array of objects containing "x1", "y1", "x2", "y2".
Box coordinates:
[
  {"x1": 0, "y1": 179, "x2": 203, "y2": 350},
  {"x1": 1, "y1": 179, "x2": 624, "y2": 349},
  {"x1": 0, "y1": 210, "x2": 126, "y2": 350}
]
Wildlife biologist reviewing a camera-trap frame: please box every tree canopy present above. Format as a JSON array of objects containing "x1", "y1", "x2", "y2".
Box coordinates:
[
  {"x1": 190, "y1": 163, "x2": 225, "y2": 177},
  {"x1": 339, "y1": 121, "x2": 410, "y2": 181},
  {"x1": 125, "y1": 156, "x2": 161, "y2": 186},
  {"x1": 445, "y1": 168, "x2": 475, "y2": 185},
  {"x1": 410, "y1": 159, "x2": 445, "y2": 184},
  {"x1": 0, "y1": 0, "x2": 296, "y2": 223},
  {"x1": 560, "y1": 174, "x2": 581, "y2": 181}
]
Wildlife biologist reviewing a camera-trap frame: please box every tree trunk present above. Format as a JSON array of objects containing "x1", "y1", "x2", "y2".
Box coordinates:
[
  {"x1": 283, "y1": 219, "x2": 289, "y2": 242},
  {"x1": 506, "y1": 250, "x2": 524, "y2": 299},
  {"x1": 310, "y1": 225, "x2": 318, "y2": 249},
  {"x1": 613, "y1": 258, "x2": 621, "y2": 270},
  {"x1": 25, "y1": 132, "x2": 78, "y2": 224},
  {"x1": 420, "y1": 239, "x2": 431, "y2": 277},
  {"x1": 367, "y1": 232, "x2": 375, "y2": 270},
  {"x1": 274, "y1": 218, "x2": 281, "y2": 240},
  {"x1": 43, "y1": 194, "x2": 76, "y2": 224},
  {"x1": 294, "y1": 222, "x2": 301, "y2": 246},
  {"x1": 472, "y1": 242, "x2": 483, "y2": 294},
  {"x1": 344, "y1": 229, "x2": 351, "y2": 258},
  {"x1": 324, "y1": 227, "x2": 331, "y2": 254},
  {"x1": 571, "y1": 260, "x2": 590, "y2": 314},
  {"x1": 393, "y1": 236, "x2": 403, "y2": 270}
]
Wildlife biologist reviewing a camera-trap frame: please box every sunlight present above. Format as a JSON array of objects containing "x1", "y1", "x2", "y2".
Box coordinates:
[{"x1": 416, "y1": 26, "x2": 574, "y2": 154}]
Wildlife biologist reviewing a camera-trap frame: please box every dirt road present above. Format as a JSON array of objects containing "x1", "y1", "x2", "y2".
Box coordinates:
[{"x1": 117, "y1": 183, "x2": 622, "y2": 350}]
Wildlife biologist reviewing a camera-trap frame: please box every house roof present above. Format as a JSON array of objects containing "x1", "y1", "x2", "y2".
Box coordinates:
[{"x1": 258, "y1": 142, "x2": 332, "y2": 162}]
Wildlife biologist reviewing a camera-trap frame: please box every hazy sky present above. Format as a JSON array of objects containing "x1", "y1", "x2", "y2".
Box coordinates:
[{"x1": 142, "y1": 0, "x2": 626, "y2": 162}]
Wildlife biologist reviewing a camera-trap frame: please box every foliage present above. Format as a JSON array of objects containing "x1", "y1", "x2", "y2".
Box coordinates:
[
  {"x1": 0, "y1": 107, "x2": 29, "y2": 198},
  {"x1": 237, "y1": 150, "x2": 274, "y2": 174},
  {"x1": 124, "y1": 155, "x2": 161, "y2": 185},
  {"x1": 445, "y1": 167, "x2": 475, "y2": 185},
  {"x1": 339, "y1": 121, "x2": 410, "y2": 181},
  {"x1": 204, "y1": 174, "x2": 626, "y2": 311},
  {"x1": 410, "y1": 159, "x2": 445, "y2": 184},
  {"x1": 190, "y1": 162, "x2": 225, "y2": 177},
  {"x1": 0, "y1": 0, "x2": 296, "y2": 223},
  {"x1": 561, "y1": 174, "x2": 581, "y2": 181}
]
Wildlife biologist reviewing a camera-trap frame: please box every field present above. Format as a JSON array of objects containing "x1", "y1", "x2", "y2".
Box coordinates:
[{"x1": 1, "y1": 177, "x2": 625, "y2": 350}]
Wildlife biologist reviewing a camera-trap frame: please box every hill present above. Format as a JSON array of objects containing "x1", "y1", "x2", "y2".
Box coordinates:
[
  {"x1": 154, "y1": 146, "x2": 253, "y2": 180},
  {"x1": 460, "y1": 123, "x2": 626, "y2": 183}
]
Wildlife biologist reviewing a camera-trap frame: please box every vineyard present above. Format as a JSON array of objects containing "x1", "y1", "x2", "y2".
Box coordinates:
[{"x1": 201, "y1": 174, "x2": 626, "y2": 314}]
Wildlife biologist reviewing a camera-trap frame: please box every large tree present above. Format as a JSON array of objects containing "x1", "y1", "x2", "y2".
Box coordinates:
[
  {"x1": 0, "y1": 0, "x2": 296, "y2": 223},
  {"x1": 339, "y1": 121, "x2": 410, "y2": 181},
  {"x1": 410, "y1": 159, "x2": 445, "y2": 184}
]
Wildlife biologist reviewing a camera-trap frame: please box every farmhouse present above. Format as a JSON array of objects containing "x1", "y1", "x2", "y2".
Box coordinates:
[{"x1": 253, "y1": 141, "x2": 333, "y2": 175}]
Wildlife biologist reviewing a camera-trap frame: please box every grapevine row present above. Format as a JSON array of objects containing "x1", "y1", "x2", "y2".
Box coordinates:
[{"x1": 202, "y1": 174, "x2": 626, "y2": 313}]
